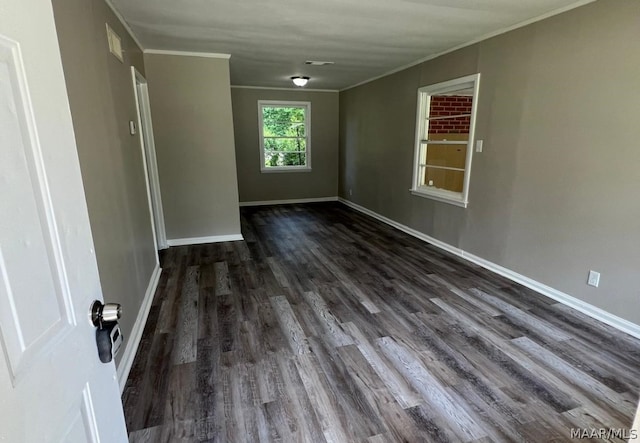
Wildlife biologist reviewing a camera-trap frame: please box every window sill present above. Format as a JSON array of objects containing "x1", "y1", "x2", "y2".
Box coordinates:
[
  {"x1": 410, "y1": 188, "x2": 468, "y2": 208},
  {"x1": 261, "y1": 167, "x2": 312, "y2": 174}
]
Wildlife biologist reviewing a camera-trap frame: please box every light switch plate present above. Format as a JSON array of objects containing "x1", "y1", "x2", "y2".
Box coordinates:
[
  {"x1": 475, "y1": 139, "x2": 483, "y2": 152},
  {"x1": 587, "y1": 270, "x2": 600, "y2": 287}
]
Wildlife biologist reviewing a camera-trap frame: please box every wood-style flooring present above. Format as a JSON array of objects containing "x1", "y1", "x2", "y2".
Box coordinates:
[{"x1": 123, "y1": 202, "x2": 640, "y2": 442}]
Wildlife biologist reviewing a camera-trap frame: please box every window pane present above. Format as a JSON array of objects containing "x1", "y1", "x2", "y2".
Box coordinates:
[
  {"x1": 424, "y1": 141, "x2": 467, "y2": 170},
  {"x1": 262, "y1": 106, "x2": 306, "y2": 137},
  {"x1": 264, "y1": 151, "x2": 306, "y2": 167},
  {"x1": 264, "y1": 138, "x2": 306, "y2": 152},
  {"x1": 263, "y1": 121, "x2": 306, "y2": 137},
  {"x1": 426, "y1": 94, "x2": 473, "y2": 138},
  {"x1": 263, "y1": 107, "x2": 305, "y2": 122},
  {"x1": 427, "y1": 117, "x2": 470, "y2": 138},
  {"x1": 427, "y1": 132, "x2": 469, "y2": 142},
  {"x1": 423, "y1": 167, "x2": 465, "y2": 193}
]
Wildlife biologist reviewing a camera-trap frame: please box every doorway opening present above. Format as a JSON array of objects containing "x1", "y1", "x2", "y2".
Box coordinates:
[{"x1": 132, "y1": 67, "x2": 167, "y2": 250}]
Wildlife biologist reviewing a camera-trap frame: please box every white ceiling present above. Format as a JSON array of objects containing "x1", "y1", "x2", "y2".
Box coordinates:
[{"x1": 110, "y1": 0, "x2": 593, "y2": 90}]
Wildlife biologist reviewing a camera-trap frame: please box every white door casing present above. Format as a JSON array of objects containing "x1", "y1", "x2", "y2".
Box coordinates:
[
  {"x1": 0, "y1": 0, "x2": 128, "y2": 441},
  {"x1": 633, "y1": 401, "x2": 640, "y2": 440},
  {"x1": 131, "y1": 67, "x2": 167, "y2": 250}
]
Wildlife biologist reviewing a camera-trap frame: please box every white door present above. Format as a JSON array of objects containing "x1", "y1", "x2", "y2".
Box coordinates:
[{"x1": 0, "y1": 0, "x2": 128, "y2": 441}]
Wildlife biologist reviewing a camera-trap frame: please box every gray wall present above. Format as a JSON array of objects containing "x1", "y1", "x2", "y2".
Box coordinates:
[
  {"x1": 52, "y1": 0, "x2": 157, "y2": 364},
  {"x1": 231, "y1": 88, "x2": 339, "y2": 202},
  {"x1": 339, "y1": 0, "x2": 640, "y2": 325},
  {"x1": 144, "y1": 54, "x2": 241, "y2": 240}
]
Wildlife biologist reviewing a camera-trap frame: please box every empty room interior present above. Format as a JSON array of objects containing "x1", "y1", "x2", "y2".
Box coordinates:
[{"x1": 4, "y1": 0, "x2": 640, "y2": 441}]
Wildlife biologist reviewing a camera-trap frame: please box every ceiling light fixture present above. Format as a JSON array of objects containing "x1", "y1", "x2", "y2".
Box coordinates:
[{"x1": 291, "y1": 76, "x2": 309, "y2": 87}]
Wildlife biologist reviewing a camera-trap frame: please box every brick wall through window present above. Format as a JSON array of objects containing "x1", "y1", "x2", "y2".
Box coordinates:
[{"x1": 428, "y1": 96, "x2": 472, "y2": 134}]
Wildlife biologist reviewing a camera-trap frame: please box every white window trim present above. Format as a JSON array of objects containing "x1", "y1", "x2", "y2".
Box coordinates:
[
  {"x1": 410, "y1": 73, "x2": 481, "y2": 208},
  {"x1": 258, "y1": 100, "x2": 312, "y2": 173}
]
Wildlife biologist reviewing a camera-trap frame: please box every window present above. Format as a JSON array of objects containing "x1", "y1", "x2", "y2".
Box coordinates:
[
  {"x1": 258, "y1": 100, "x2": 311, "y2": 172},
  {"x1": 411, "y1": 74, "x2": 480, "y2": 208}
]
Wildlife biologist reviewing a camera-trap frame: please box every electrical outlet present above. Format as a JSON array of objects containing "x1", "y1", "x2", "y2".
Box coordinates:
[
  {"x1": 349, "y1": 188, "x2": 353, "y2": 196},
  {"x1": 587, "y1": 270, "x2": 600, "y2": 287}
]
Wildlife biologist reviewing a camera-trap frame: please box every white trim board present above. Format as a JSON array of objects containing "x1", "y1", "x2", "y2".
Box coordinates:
[
  {"x1": 239, "y1": 196, "x2": 338, "y2": 207},
  {"x1": 144, "y1": 49, "x2": 231, "y2": 59},
  {"x1": 341, "y1": 0, "x2": 597, "y2": 92},
  {"x1": 166, "y1": 234, "x2": 244, "y2": 247},
  {"x1": 116, "y1": 264, "x2": 162, "y2": 392},
  {"x1": 131, "y1": 67, "x2": 168, "y2": 250},
  {"x1": 338, "y1": 197, "x2": 640, "y2": 340}
]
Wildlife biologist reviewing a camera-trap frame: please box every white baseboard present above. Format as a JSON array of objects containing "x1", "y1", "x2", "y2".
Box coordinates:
[
  {"x1": 339, "y1": 198, "x2": 463, "y2": 257},
  {"x1": 166, "y1": 234, "x2": 244, "y2": 246},
  {"x1": 239, "y1": 196, "x2": 338, "y2": 207},
  {"x1": 338, "y1": 197, "x2": 640, "y2": 340},
  {"x1": 117, "y1": 264, "x2": 162, "y2": 391}
]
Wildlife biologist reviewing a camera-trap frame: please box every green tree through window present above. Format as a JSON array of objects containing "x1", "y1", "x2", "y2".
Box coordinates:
[{"x1": 259, "y1": 102, "x2": 310, "y2": 170}]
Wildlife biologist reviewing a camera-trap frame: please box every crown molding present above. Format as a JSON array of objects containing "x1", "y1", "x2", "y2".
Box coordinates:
[
  {"x1": 231, "y1": 85, "x2": 338, "y2": 93},
  {"x1": 103, "y1": 0, "x2": 145, "y2": 51},
  {"x1": 341, "y1": 0, "x2": 598, "y2": 92}
]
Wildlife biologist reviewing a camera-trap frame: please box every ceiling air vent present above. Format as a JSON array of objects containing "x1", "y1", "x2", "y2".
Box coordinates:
[{"x1": 305, "y1": 60, "x2": 334, "y2": 66}]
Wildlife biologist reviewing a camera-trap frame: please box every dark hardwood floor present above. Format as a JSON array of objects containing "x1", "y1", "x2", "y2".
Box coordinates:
[{"x1": 123, "y1": 202, "x2": 640, "y2": 442}]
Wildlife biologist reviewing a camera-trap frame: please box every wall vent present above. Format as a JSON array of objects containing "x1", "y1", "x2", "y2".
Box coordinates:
[
  {"x1": 106, "y1": 24, "x2": 124, "y2": 63},
  {"x1": 304, "y1": 60, "x2": 334, "y2": 66}
]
